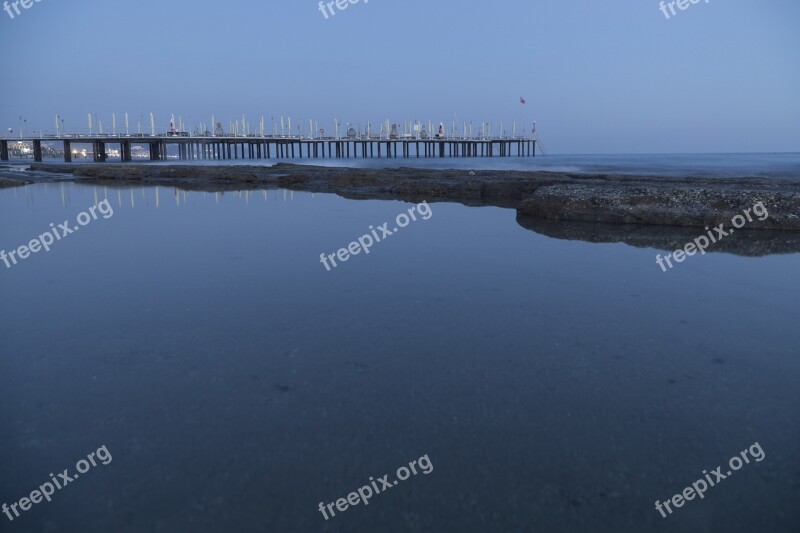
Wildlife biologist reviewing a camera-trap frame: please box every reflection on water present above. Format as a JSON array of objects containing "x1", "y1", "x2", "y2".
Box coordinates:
[
  {"x1": 49, "y1": 183, "x2": 300, "y2": 210},
  {"x1": 1, "y1": 183, "x2": 798, "y2": 533},
  {"x1": 517, "y1": 215, "x2": 800, "y2": 257}
]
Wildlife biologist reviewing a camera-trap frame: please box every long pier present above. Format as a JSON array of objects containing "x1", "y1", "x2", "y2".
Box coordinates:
[{"x1": 0, "y1": 135, "x2": 536, "y2": 163}]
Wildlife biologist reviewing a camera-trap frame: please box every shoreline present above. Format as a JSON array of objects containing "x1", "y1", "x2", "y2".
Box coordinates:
[
  {"x1": 0, "y1": 177, "x2": 32, "y2": 188},
  {"x1": 8, "y1": 162, "x2": 800, "y2": 257},
  {"x1": 23, "y1": 162, "x2": 800, "y2": 228}
]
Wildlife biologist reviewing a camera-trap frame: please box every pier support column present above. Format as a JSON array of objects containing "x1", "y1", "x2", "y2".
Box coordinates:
[
  {"x1": 33, "y1": 140, "x2": 42, "y2": 162},
  {"x1": 63, "y1": 140, "x2": 72, "y2": 162},
  {"x1": 93, "y1": 141, "x2": 106, "y2": 162},
  {"x1": 1, "y1": 140, "x2": 9, "y2": 161},
  {"x1": 121, "y1": 141, "x2": 132, "y2": 162}
]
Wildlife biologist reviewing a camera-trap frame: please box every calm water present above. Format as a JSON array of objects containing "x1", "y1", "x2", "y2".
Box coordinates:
[
  {"x1": 6, "y1": 152, "x2": 800, "y2": 178},
  {"x1": 1, "y1": 182, "x2": 798, "y2": 532}
]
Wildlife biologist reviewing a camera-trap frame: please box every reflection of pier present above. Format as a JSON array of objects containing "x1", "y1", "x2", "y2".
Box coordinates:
[{"x1": 1, "y1": 135, "x2": 536, "y2": 163}]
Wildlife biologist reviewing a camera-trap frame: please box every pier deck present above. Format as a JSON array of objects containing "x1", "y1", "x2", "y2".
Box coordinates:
[{"x1": 0, "y1": 136, "x2": 536, "y2": 163}]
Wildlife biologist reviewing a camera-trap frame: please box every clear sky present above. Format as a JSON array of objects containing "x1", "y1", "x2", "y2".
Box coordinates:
[{"x1": 0, "y1": 0, "x2": 798, "y2": 154}]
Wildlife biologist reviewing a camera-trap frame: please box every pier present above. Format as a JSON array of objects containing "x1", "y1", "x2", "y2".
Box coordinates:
[{"x1": 0, "y1": 135, "x2": 536, "y2": 163}]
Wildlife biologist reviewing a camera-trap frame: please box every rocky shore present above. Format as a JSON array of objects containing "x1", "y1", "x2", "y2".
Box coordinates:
[
  {"x1": 21, "y1": 162, "x2": 800, "y2": 256},
  {"x1": 0, "y1": 163, "x2": 36, "y2": 187},
  {"x1": 0, "y1": 176, "x2": 31, "y2": 189}
]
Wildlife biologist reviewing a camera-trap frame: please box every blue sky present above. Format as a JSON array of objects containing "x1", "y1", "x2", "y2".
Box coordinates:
[{"x1": 0, "y1": 0, "x2": 798, "y2": 154}]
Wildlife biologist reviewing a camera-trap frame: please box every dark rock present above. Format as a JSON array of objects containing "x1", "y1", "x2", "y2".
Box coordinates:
[{"x1": 0, "y1": 176, "x2": 30, "y2": 188}]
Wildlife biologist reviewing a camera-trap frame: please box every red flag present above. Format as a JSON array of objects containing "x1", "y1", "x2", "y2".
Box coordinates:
[{"x1": 520, "y1": 97, "x2": 526, "y2": 104}]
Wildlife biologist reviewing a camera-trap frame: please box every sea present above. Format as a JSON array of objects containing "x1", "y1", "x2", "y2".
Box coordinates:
[{"x1": 0, "y1": 153, "x2": 798, "y2": 532}]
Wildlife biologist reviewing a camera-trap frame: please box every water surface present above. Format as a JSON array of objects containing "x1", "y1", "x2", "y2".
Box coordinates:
[{"x1": 0, "y1": 183, "x2": 798, "y2": 532}]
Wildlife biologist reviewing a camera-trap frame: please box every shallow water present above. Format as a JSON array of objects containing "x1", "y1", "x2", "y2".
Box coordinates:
[{"x1": 1, "y1": 183, "x2": 798, "y2": 532}]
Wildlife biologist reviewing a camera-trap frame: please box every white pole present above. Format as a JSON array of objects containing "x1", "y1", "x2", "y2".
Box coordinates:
[
  {"x1": 112, "y1": 113, "x2": 116, "y2": 135},
  {"x1": 125, "y1": 113, "x2": 129, "y2": 135},
  {"x1": 150, "y1": 113, "x2": 155, "y2": 136},
  {"x1": 88, "y1": 113, "x2": 93, "y2": 135}
]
